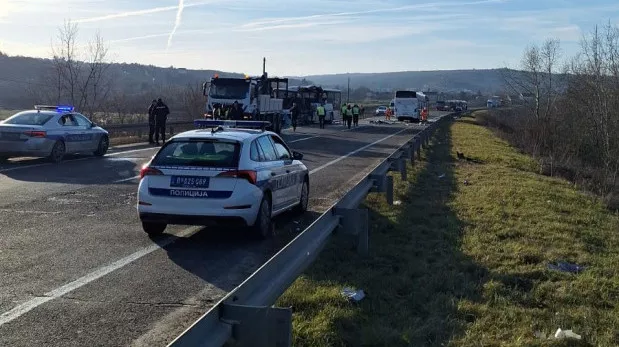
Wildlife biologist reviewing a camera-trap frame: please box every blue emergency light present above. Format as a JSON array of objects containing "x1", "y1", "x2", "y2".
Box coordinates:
[
  {"x1": 34, "y1": 105, "x2": 75, "y2": 112},
  {"x1": 194, "y1": 119, "x2": 271, "y2": 130}
]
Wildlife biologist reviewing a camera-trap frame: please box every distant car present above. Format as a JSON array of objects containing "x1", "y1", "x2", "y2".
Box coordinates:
[
  {"x1": 136, "y1": 120, "x2": 310, "y2": 239},
  {"x1": 375, "y1": 106, "x2": 387, "y2": 116},
  {"x1": 0, "y1": 105, "x2": 109, "y2": 162}
]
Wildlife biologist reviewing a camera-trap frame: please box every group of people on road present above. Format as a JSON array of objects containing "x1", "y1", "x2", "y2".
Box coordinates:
[
  {"x1": 211, "y1": 101, "x2": 244, "y2": 121},
  {"x1": 147, "y1": 98, "x2": 170, "y2": 145},
  {"x1": 341, "y1": 103, "x2": 363, "y2": 129},
  {"x1": 383, "y1": 106, "x2": 429, "y2": 123}
]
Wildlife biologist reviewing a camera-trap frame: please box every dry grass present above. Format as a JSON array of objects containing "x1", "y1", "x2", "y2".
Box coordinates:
[{"x1": 277, "y1": 112, "x2": 619, "y2": 346}]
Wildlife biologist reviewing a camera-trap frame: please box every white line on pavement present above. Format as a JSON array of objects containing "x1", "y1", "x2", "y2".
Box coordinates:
[{"x1": 0, "y1": 227, "x2": 200, "y2": 327}]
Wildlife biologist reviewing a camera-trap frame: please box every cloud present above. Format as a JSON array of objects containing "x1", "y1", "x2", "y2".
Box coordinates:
[{"x1": 167, "y1": 0, "x2": 185, "y2": 49}]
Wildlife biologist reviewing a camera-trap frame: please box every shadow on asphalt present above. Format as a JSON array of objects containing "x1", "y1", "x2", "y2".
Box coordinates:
[
  {"x1": 145, "y1": 208, "x2": 324, "y2": 286},
  {"x1": 0, "y1": 156, "x2": 141, "y2": 184},
  {"x1": 298, "y1": 121, "x2": 488, "y2": 346}
]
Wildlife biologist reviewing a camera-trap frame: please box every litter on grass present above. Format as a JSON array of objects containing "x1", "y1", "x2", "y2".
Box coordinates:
[{"x1": 341, "y1": 287, "x2": 365, "y2": 302}]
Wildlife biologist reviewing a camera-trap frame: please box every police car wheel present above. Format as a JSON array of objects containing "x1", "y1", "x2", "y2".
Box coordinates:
[
  {"x1": 49, "y1": 141, "x2": 65, "y2": 163},
  {"x1": 252, "y1": 195, "x2": 272, "y2": 239},
  {"x1": 94, "y1": 136, "x2": 109, "y2": 156},
  {"x1": 296, "y1": 179, "x2": 309, "y2": 213},
  {"x1": 142, "y1": 222, "x2": 166, "y2": 235}
]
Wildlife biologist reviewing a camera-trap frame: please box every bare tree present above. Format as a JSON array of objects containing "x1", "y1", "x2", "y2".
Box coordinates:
[
  {"x1": 181, "y1": 83, "x2": 205, "y2": 119},
  {"x1": 28, "y1": 20, "x2": 113, "y2": 117}
]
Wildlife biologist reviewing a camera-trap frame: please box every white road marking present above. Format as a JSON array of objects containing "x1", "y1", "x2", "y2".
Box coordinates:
[
  {"x1": 289, "y1": 136, "x2": 319, "y2": 143},
  {"x1": 113, "y1": 175, "x2": 140, "y2": 183},
  {"x1": 0, "y1": 126, "x2": 411, "y2": 325},
  {"x1": 0, "y1": 209, "x2": 61, "y2": 215},
  {"x1": 309, "y1": 128, "x2": 408, "y2": 174},
  {"x1": 0, "y1": 226, "x2": 200, "y2": 327}
]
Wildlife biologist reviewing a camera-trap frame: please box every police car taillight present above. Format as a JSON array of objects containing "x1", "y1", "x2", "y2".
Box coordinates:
[
  {"x1": 217, "y1": 170, "x2": 257, "y2": 185},
  {"x1": 24, "y1": 130, "x2": 46, "y2": 138},
  {"x1": 139, "y1": 166, "x2": 163, "y2": 179}
]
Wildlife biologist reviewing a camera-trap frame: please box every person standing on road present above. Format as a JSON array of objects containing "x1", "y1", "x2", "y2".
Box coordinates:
[
  {"x1": 153, "y1": 98, "x2": 170, "y2": 145},
  {"x1": 147, "y1": 99, "x2": 157, "y2": 144},
  {"x1": 316, "y1": 103, "x2": 326, "y2": 129},
  {"x1": 340, "y1": 103, "x2": 348, "y2": 127},
  {"x1": 345, "y1": 104, "x2": 353, "y2": 129},
  {"x1": 352, "y1": 103, "x2": 360, "y2": 127},
  {"x1": 228, "y1": 101, "x2": 243, "y2": 120},
  {"x1": 290, "y1": 102, "x2": 299, "y2": 132}
]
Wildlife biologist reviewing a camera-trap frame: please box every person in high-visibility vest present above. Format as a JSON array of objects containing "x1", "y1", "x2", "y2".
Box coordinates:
[
  {"x1": 345, "y1": 104, "x2": 353, "y2": 129},
  {"x1": 341, "y1": 103, "x2": 348, "y2": 126},
  {"x1": 352, "y1": 104, "x2": 360, "y2": 127},
  {"x1": 316, "y1": 103, "x2": 326, "y2": 129}
]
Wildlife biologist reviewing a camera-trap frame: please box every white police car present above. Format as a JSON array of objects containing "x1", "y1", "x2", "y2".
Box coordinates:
[
  {"x1": 137, "y1": 120, "x2": 309, "y2": 238},
  {"x1": 0, "y1": 105, "x2": 109, "y2": 162}
]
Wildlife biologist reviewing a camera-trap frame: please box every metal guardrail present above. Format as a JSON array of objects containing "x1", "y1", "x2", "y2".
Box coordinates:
[
  {"x1": 104, "y1": 121, "x2": 194, "y2": 138},
  {"x1": 165, "y1": 114, "x2": 454, "y2": 347}
]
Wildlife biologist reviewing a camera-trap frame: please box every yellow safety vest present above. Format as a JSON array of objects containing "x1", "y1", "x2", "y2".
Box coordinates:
[{"x1": 317, "y1": 106, "x2": 325, "y2": 116}]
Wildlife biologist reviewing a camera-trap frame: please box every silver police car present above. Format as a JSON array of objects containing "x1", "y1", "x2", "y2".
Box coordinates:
[{"x1": 0, "y1": 105, "x2": 110, "y2": 162}]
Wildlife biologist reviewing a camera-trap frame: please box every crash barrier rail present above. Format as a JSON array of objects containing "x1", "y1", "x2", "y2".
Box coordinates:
[
  {"x1": 104, "y1": 121, "x2": 195, "y2": 139},
  {"x1": 166, "y1": 113, "x2": 456, "y2": 347}
]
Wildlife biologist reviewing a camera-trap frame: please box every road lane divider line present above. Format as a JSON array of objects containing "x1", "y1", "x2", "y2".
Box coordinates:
[
  {"x1": 0, "y1": 126, "x2": 412, "y2": 325},
  {"x1": 0, "y1": 226, "x2": 200, "y2": 327},
  {"x1": 309, "y1": 127, "x2": 408, "y2": 174}
]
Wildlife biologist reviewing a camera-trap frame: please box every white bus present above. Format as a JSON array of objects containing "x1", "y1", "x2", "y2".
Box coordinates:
[{"x1": 394, "y1": 90, "x2": 428, "y2": 122}]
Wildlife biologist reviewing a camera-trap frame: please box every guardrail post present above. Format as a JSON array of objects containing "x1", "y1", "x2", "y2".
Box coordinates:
[
  {"x1": 221, "y1": 303, "x2": 292, "y2": 347},
  {"x1": 386, "y1": 175, "x2": 394, "y2": 205},
  {"x1": 335, "y1": 208, "x2": 369, "y2": 256},
  {"x1": 370, "y1": 173, "x2": 386, "y2": 193},
  {"x1": 407, "y1": 143, "x2": 415, "y2": 166},
  {"x1": 399, "y1": 158, "x2": 407, "y2": 181},
  {"x1": 416, "y1": 138, "x2": 422, "y2": 161}
]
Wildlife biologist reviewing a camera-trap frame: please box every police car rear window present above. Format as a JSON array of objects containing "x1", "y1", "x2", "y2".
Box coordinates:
[
  {"x1": 3, "y1": 112, "x2": 54, "y2": 125},
  {"x1": 152, "y1": 140, "x2": 240, "y2": 168}
]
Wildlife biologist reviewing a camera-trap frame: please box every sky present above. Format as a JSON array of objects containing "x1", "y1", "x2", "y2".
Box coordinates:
[{"x1": 1, "y1": 0, "x2": 619, "y2": 76}]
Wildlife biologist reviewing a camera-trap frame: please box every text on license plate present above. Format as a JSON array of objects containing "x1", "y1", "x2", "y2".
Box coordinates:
[{"x1": 170, "y1": 176, "x2": 210, "y2": 188}]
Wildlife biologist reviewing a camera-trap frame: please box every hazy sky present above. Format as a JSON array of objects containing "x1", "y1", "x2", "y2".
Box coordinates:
[{"x1": 1, "y1": 0, "x2": 618, "y2": 76}]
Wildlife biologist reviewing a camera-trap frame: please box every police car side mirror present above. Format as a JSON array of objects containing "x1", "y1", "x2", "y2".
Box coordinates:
[{"x1": 292, "y1": 151, "x2": 303, "y2": 160}]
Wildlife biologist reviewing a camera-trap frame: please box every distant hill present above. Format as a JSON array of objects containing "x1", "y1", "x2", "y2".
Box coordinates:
[
  {"x1": 0, "y1": 53, "x2": 515, "y2": 109},
  {"x1": 298, "y1": 69, "x2": 511, "y2": 93}
]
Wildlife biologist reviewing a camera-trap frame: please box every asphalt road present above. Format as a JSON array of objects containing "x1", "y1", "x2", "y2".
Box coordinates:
[{"x1": 0, "y1": 112, "x2": 449, "y2": 346}]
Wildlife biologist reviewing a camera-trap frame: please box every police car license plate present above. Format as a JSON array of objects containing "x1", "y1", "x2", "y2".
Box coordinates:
[{"x1": 170, "y1": 176, "x2": 210, "y2": 188}]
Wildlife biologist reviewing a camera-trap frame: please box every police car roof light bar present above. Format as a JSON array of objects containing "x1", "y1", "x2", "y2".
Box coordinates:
[
  {"x1": 194, "y1": 119, "x2": 271, "y2": 130},
  {"x1": 34, "y1": 105, "x2": 74, "y2": 112}
]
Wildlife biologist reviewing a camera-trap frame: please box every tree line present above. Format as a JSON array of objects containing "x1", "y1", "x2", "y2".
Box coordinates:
[
  {"x1": 26, "y1": 21, "x2": 205, "y2": 124},
  {"x1": 484, "y1": 22, "x2": 619, "y2": 207}
]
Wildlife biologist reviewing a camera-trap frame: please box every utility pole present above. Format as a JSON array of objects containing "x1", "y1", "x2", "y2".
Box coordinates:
[{"x1": 347, "y1": 74, "x2": 350, "y2": 103}]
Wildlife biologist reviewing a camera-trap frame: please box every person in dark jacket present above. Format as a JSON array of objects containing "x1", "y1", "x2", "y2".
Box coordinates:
[
  {"x1": 147, "y1": 99, "x2": 157, "y2": 144},
  {"x1": 228, "y1": 101, "x2": 243, "y2": 120},
  {"x1": 290, "y1": 102, "x2": 299, "y2": 132},
  {"x1": 153, "y1": 98, "x2": 170, "y2": 145}
]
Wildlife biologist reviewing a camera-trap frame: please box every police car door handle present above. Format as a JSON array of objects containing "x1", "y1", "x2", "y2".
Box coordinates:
[
  {"x1": 271, "y1": 172, "x2": 277, "y2": 176},
  {"x1": 286, "y1": 170, "x2": 290, "y2": 173}
]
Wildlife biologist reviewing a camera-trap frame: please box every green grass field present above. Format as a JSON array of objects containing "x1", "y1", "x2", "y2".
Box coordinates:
[{"x1": 277, "y1": 112, "x2": 619, "y2": 346}]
